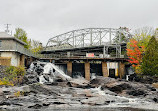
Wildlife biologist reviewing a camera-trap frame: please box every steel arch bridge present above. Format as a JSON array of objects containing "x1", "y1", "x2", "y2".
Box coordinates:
[{"x1": 45, "y1": 28, "x2": 131, "y2": 51}]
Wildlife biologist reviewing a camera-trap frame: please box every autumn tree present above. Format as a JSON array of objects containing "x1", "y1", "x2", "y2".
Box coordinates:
[
  {"x1": 141, "y1": 36, "x2": 158, "y2": 76},
  {"x1": 126, "y1": 27, "x2": 154, "y2": 74},
  {"x1": 126, "y1": 39, "x2": 145, "y2": 73}
]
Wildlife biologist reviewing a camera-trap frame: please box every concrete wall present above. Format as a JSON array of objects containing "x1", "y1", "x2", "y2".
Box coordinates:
[
  {"x1": 0, "y1": 52, "x2": 21, "y2": 66},
  {"x1": 0, "y1": 39, "x2": 24, "y2": 51},
  {"x1": 107, "y1": 62, "x2": 119, "y2": 77},
  {"x1": 0, "y1": 40, "x2": 16, "y2": 50}
]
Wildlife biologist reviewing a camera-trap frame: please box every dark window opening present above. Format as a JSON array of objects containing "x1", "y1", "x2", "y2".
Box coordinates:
[{"x1": 109, "y1": 69, "x2": 115, "y2": 78}]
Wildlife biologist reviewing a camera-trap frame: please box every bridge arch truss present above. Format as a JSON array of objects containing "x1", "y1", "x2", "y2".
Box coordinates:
[{"x1": 45, "y1": 28, "x2": 131, "y2": 51}]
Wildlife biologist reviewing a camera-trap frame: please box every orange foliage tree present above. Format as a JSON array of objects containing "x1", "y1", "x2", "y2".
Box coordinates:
[{"x1": 126, "y1": 39, "x2": 145, "y2": 69}]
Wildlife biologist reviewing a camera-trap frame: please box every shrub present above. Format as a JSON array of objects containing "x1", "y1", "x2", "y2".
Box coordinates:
[
  {"x1": 14, "y1": 91, "x2": 24, "y2": 97},
  {"x1": 0, "y1": 66, "x2": 26, "y2": 86},
  {"x1": 0, "y1": 77, "x2": 14, "y2": 86},
  {"x1": 5, "y1": 66, "x2": 25, "y2": 77}
]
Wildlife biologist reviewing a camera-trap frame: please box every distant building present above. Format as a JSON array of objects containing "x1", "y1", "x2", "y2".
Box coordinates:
[
  {"x1": 0, "y1": 32, "x2": 26, "y2": 66},
  {"x1": 0, "y1": 32, "x2": 35, "y2": 66}
]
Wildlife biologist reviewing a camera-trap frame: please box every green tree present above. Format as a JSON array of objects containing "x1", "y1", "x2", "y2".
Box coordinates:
[
  {"x1": 14, "y1": 28, "x2": 31, "y2": 49},
  {"x1": 141, "y1": 36, "x2": 158, "y2": 76}
]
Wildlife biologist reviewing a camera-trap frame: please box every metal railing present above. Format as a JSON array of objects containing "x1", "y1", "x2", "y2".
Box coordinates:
[
  {"x1": 0, "y1": 44, "x2": 44, "y2": 58},
  {"x1": 40, "y1": 53, "x2": 127, "y2": 59}
]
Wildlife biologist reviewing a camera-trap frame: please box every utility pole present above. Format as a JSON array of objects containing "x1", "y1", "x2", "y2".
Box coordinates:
[{"x1": 4, "y1": 24, "x2": 11, "y2": 33}]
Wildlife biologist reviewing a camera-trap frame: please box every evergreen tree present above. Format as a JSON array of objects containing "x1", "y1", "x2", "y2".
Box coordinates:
[{"x1": 141, "y1": 36, "x2": 158, "y2": 76}]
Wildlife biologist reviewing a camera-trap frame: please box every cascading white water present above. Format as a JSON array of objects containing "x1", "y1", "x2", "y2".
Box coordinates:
[
  {"x1": 43, "y1": 63, "x2": 71, "y2": 80},
  {"x1": 91, "y1": 73, "x2": 96, "y2": 80},
  {"x1": 29, "y1": 62, "x2": 35, "y2": 72},
  {"x1": 39, "y1": 63, "x2": 72, "y2": 84},
  {"x1": 39, "y1": 75, "x2": 48, "y2": 84},
  {"x1": 90, "y1": 86, "x2": 105, "y2": 95}
]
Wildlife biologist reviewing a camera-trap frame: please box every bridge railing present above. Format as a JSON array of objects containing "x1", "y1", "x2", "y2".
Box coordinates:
[{"x1": 40, "y1": 53, "x2": 127, "y2": 59}]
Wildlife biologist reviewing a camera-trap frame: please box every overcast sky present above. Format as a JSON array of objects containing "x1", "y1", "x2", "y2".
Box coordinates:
[{"x1": 0, "y1": 0, "x2": 158, "y2": 45}]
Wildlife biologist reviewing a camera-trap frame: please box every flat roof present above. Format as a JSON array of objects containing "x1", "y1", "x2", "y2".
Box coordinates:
[{"x1": 0, "y1": 32, "x2": 27, "y2": 45}]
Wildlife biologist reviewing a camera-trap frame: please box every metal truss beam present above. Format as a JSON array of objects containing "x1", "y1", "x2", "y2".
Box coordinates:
[{"x1": 45, "y1": 28, "x2": 132, "y2": 51}]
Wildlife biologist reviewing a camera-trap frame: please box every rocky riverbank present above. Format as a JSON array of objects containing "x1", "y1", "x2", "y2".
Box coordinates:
[{"x1": 0, "y1": 75, "x2": 158, "y2": 111}]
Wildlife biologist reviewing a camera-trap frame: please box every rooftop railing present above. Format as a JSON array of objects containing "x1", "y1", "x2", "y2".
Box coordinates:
[{"x1": 0, "y1": 44, "x2": 44, "y2": 58}]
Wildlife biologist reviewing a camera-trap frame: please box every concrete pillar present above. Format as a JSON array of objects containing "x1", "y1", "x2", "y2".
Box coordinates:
[
  {"x1": 20, "y1": 54, "x2": 25, "y2": 67},
  {"x1": 85, "y1": 62, "x2": 90, "y2": 81},
  {"x1": 102, "y1": 62, "x2": 108, "y2": 77},
  {"x1": 119, "y1": 62, "x2": 125, "y2": 79},
  {"x1": 67, "y1": 62, "x2": 72, "y2": 77}
]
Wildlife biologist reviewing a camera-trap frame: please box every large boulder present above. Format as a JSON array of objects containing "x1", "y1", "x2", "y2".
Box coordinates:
[
  {"x1": 68, "y1": 78, "x2": 89, "y2": 88},
  {"x1": 127, "y1": 89, "x2": 146, "y2": 96},
  {"x1": 89, "y1": 76, "x2": 117, "y2": 87},
  {"x1": 108, "y1": 83, "x2": 133, "y2": 93}
]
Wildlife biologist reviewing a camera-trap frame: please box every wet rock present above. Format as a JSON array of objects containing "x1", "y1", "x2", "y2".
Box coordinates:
[
  {"x1": 134, "y1": 76, "x2": 158, "y2": 84},
  {"x1": 84, "y1": 89, "x2": 93, "y2": 97},
  {"x1": 118, "y1": 83, "x2": 133, "y2": 90},
  {"x1": 0, "y1": 88, "x2": 5, "y2": 103},
  {"x1": 68, "y1": 78, "x2": 89, "y2": 88},
  {"x1": 103, "y1": 82, "x2": 133, "y2": 94},
  {"x1": 81, "y1": 96, "x2": 106, "y2": 105},
  {"x1": 153, "y1": 98, "x2": 158, "y2": 103},
  {"x1": 43, "y1": 102, "x2": 50, "y2": 106},
  {"x1": 57, "y1": 82, "x2": 69, "y2": 87},
  {"x1": 24, "y1": 72, "x2": 39, "y2": 84},
  {"x1": 90, "y1": 76, "x2": 117, "y2": 87},
  {"x1": 28, "y1": 83, "x2": 59, "y2": 96},
  {"x1": 81, "y1": 95, "x2": 129, "y2": 105},
  {"x1": 28, "y1": 103, "x2": 43, "y2": 109},
  {"x1": 109, "y1": 85, "x2": 123, "y2": 93},
  {"x1": 127, "y1": 89, "x2": 146, "y2": 96},
  {"x1": 0, "y1": 101, "x2": 11, "y2": 106}
]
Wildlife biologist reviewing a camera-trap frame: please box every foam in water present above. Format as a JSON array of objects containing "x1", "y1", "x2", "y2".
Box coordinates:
[
  {"x1": 91, "y1": 73, "x2": 96, "y2": 80},
  {"x1": 29, "y1": 63, "x2": 34, "y2": 72},
  {"x1": 39, "y1": 75, "x2": 48, "y2": 84},
  {"x1": 90, "y1": 86, "x2": 105, "y2": 95}
]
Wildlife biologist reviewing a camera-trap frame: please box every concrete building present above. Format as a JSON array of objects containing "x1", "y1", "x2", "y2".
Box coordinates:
[{"x1": 0, "y1": 32, "x2": 36, "y2": 66}]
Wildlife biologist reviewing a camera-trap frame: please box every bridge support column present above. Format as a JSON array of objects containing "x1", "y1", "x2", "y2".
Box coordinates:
[
  {"x1": 119, "y1": 62, "x2": 125, "y2": 79},
  {"x1": 102, "y1": 62, "x2": 108, "y2": 77},
  {"x1": 67, "y1": 62, "x2": 72, "y2": 77},
  {"x1": 85, "y1": 62, "x2": 90, "y2": 81},
  {"x1": 20, "y1": 54, "x2": 25, "y2": 67}
]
